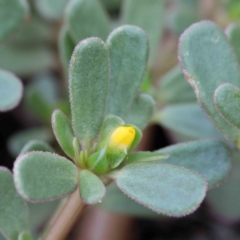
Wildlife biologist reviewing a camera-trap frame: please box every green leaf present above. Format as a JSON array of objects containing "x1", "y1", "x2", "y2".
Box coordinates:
[
  {"x1": 124, "y1": 93, "x2": 155, "y2": 130},
  {"x1": 18, "y1": 232, "x2": 33, "y2": 240},
  {"x1": 98, "y1": 115, "x2": 125, "y2": 150},
  {"x1": 0, "y1": 69, "x2": 23, "y2": 111},
  {"x1": 20, "y1": 140, "x2": 54, "y2": 155},
  {"x1": 14, "y1": 152, "x2": 79, "y2": 202},
  {"x1": 100, "y1": 183, "x2": 161, "y2": 218},
  {"x1": 157, "y1": 65, "x2": 196, "y2": 104},
  {"x1": 58, "y1": 26, "x2": 75, "y2": 77},
  {"x1": 115, "y1": 163, "x2": 207, "y2": 216},
  {"x1": 52, "y1": 110, "x2": 76, "y2": 160},
  {"x1": 225, "y1": 22, "x2": 240, "y2": 63},
  {"x1": 178, "y1": 20, "x2": 240, "y2": 145},
  {"x1": 158, "y1": 140, "x2": 232, "y2": 188},
  {"x1": 0, "y1": 167, "x2": 29, "y2": 240},
  {"x1": 207, "y1": 149, "x2": 240, "y2": 221},
  {"x1": 79, "y1": 170, "x2": 106, "y2": 204},
  {"x1": 122, "y1": 0, "x2": 165, "y2": 65},
  {"x1": 0, "y1": 43, "x2": 55, "y2": 76},
  {"x1": 156, "y1": 103, "x2": 223, "y2": 139},
  {"x1": 65, "y1": 0, "x2": 110, "y2": 44},
  {"x1": 69, "y1": 37, "x2": 109, "y2": 146},
  {"x1": 8, "y1": 127, "x2": 53, "y2": 157},
  {"x1": 106, "y1": 25, "x2": 148, "y2": 117},
  {"x1": 214, "y1": 83, "x2": 240, "y2": 131},
  {"x1": 35, "y1": 0, "x2": 68, "y2": 21},
  {"x1": 0, "y1": 0, "x2": 29, "y2": 40},
  {"x1": 88, "y1": 148, "x2": 109, "y2": 174},
  {"x1": 125, "y1": 151, "x2": 169, "y2": 164}
]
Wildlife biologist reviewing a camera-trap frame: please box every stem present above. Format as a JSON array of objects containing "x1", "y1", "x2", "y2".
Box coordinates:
[{"x1": 44, "y1": 189, "x2": 86, "y2": 240}]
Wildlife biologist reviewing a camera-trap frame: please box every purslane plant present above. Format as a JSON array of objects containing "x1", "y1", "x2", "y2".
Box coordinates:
[{"x1": 0, "y1": 25, "x2": 231, "y2": 240}]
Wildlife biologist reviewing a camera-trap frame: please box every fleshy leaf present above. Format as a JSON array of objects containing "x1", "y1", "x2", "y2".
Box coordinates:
[
  {"x1": 0, "y1": 69, "x2": 23, "y2": 111},
  {"x1": 214, "y1": 83, "x2": 240, "y2": 130},
  {"x1": 115, "y1": 163, "x2": 207, "y2": 216},
  {"x1": 207, "y1": 149, "x2": 240, "y2": 221},
  {"x1": 122, "y1": 0, "x2": 165, "y2": 65},
  {"x1": 125, "y1": 151, "x2": 169, "y2": 164},
  {"x1": 79, "y1": 170, "x2": 106, "y2": 204},
  {"x1": 124, "y1": 93, "x2": 155, "y2": 130},
  {"x1": 178, "y1": 20, "x2": 240, "y2": 145},
  {"x1": 225, "y1": 22, "x2": 240, "y2": 63},
  {"x1": 69, "y1": 37, "x2": 109, "y2": 147},
  {"x1": 0, "y1": 0, "x2": 29, "y2": 40},
  {"x1": 128, "y1": 125, "x2": 142, "y2": 151},
  {"x1": 157, "y1": 65, "x2": 196, "y2": 104},
  {"x1": 65, "y1": 0, "x2": 110, "y2": 44},
  {"x1": 156, "y1": 103, "x2": 223, "y2": 139},
  {"x1": 8, "y1": 127, "x2": 53, "y2": 157},
  {"x1": 158, "y1": 140, "x2": 232, "y2": 188},
  {"x1": 88, "y1": 147, "x2": 109, "y2": 174},
  {"x1": 20, "y1": 140, "x2": 54, "y2": 155},
  {"x1": 52, "y1": 110, "x2": 76, "y2": 160},
  {"x1": 106, "y1": 25, "x2": 148, "y2": 117},
  {"x1": 0, "y1": 167, "x2": 29, "y2": 240},
  {"x1": 14, "y1": 152, "x2": 79, "y2": 202}
]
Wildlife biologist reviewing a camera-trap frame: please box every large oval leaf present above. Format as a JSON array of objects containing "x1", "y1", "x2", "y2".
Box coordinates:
[
  {"x1": 69, "y1": 37, "x2": 109, "y2": 147},
  {"x1": 115, "y1": 163, "x2": 207, "y2": 216},
  {"x1": 14, "y1": 152, "x2": 79, "y2": 202}
]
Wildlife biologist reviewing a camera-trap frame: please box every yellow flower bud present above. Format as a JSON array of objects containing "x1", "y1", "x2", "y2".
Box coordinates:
[{"x1": 109, "y1": 126, "x2": 135, "y2": 150}]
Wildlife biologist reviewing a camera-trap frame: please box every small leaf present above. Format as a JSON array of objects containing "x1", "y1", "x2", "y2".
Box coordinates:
[
  {"x1": 158, "y1": 140, "x2": 232, "y2": 188},
  {"x1": 128, "y1": 125, "x2": 142, "y2": 151},
  {"x1": 124, "y1": 93, "x2": 155, "y2": 130},
  {"x1": 98, "y1": 115, "x2": 125, "y2": 150},
  {"x1": 69, "y1": 37, "x2": 109, "y2": 147},
  {"x1": 0, "y1": 0, "x2": 29, "y2": 40},
  {"x1": 115, "y1": 163, "x2": 207, "y2": 216},
  {"x1": 207, "y1": 149, "x2": 240, "y2": 221},
  {"x1": 0, "y1": 167, "x2": 29, "y2": 240},
  {"x1": 178, "y1": 20, "x2": 240, "y2": 145},
  {"x1": 65, "y1": 0, "x2": 110, "y2": 44},
  {"x1": 20, "y1": 140, "x2": 54, "y2": 155},
  {"x1": 157, "y1": 65, "x2": 196, "y2": 104},
  {"x1": 0, "y1": 69, "x2": 23, "y2": 111},
  {"x1": 106, "y1": 25, "x2": 148, "y2": 117},
  {"x1": 79, "y1": 170, "x2": 106, "y2": 204},
  {"x1": 225, "y1": 22, "x2": 240, "y2": 63},
  {"x1": 14, "y1": 152, "x2": 79, "y2": 202},
  {"x1": 125, "y1": 151, "x2": 169, "y2": 164},
  {"x1": 156, "y1": 103, "x2": 223, "y2": 139},
  {"x1": 122, "y1": 0, "x2": 165, "y2": 65},
  {"x1": 214, "y1": 83, "x2": 240, "y2": 130},
  {"x1": 52, "y1": 110, "x2": 76, "y2": 160},
  {"x1": 18, "y1": 232, "x2": 33, "y2": 240},
  {"x1": 8, "y1": 127, "x2": 53, "y2": 157},
  {"x1": 88, "y1": 148, "x2": 109, "y2": 174}
]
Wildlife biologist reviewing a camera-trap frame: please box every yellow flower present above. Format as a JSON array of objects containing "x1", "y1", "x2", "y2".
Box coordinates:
[{"x1": 109, "y1": 126, "x2": 135, "y2": 150}]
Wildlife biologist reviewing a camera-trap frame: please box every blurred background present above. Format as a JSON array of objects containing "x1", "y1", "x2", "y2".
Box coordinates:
[{"x1": 1, "y1": 0, "x2": 240, "y2": 239}]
